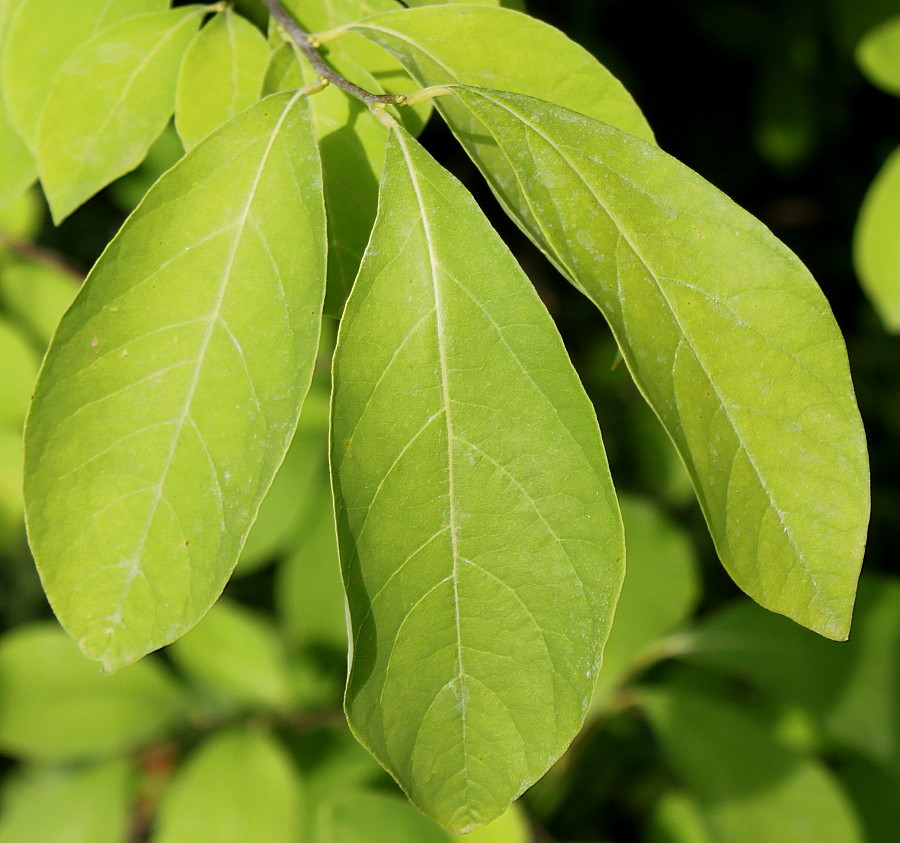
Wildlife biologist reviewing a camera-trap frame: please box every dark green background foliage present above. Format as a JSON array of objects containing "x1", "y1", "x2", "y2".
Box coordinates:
[{"x1": 0, "y1": 0, "x2": 897, "y2": 840}]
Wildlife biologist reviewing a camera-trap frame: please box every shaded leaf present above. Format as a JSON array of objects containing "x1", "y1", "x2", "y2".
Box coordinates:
[
  {"x1": 175, "y1": 9, "x2": 272, "y2": 151},
  {"x1": 1, "y1": 0, "x2": 166, "y2": 149},
  {"x1": 854, "y1": 145, "x2": 900, "y2": 332},
  {"x1": 857, "y1": 16, "x2": 900, "y2": 96},
  {"x1": 641, "y1": 676, "x2": 863, "y2": 843},
  {"x1": 24, "y1": 92, "x2": 326, "y2": 671},
  {"x1": 0, "y1": 624, "x2": 185, "y2": 761},
  {"x1": 0, "y1": 759, "x2": 136, "y2": 843},
  {"x1": 591, "y1": 495, "x2": 699, "y2": 709},
  {"x1": 452, "y1": 87, "x2": 868, "y2": 640},
  {"x1": 153, "y1": 728, "x2": 304, "y2": 843},
  {"x1": 331, "y1": 126, "x2": 623, "y2": 831},
  {"x1": 108, "y1": 123, "x2": 185, "y2": 212},
  {"x1": 168, "y1": 598, "x2": 292, "y2": 709},
  {"x1": 36, "y1": 7, "x2": 205, "y2": 221},
  {"x1": 647, "y1": 791, "x2": 713, "y2": 843},
  {"x1": 0, "y1": 428, "x2": 24, "y2": 544},
  {"x1": 317, "y1": 792, "x2": 449, "y2": 843},
  {"x1": 0, "y1": 259, "x2": 79, "y2": 347},
  {"x1": 351, "y1": 3, "x2": 652, "y2": 141},
  {"x1": 0, "y1": 185, "x2": 43, "y2": 241},
  {"x1": 0, "y1": 316, "x2": 38, "y2": 430}
]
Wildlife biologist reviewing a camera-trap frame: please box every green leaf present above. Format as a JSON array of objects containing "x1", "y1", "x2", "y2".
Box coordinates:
[
  {"x1": 834, "y1": 753, "x2": 900, "y2": 843},
  {"x1": 0, "y1": 624, "x2": 185, "y2": 761},
  {"x1": 168, "y1": 598, "x2": 292, "y2": 709},
  {"x1": 0, "y1": 259, "x2": 79, "y2": 348},
  {"x1": 0, "y1": 759, "x2": 136, "y2": 843},
  {"x1": 108, "y1": 123, "x2": 186, "y2": 212},
  {"x1": 317, "y1": 792, "x2": 449, "y2": 843},
  {"x1": 647, "y1": 791, "x2": 713, "y2": 843},
  {"x1": 857, "y1": 16, "x2": 900, "y2": 96},
  {"x1": 24, "y1": 92, "x2": 326, "y2": 671},
  {"x1": 640, "y1": 677, "x2": 864, "y2": 843},
  {"x1": 276, "y1": 489, "x2": 346, "y2": 651},
  {"x1": 0, "y1": 316, "x2": 38, "y2": 430},
  {"x1": 331, "y1": 127, "x2": 623, "y2": 831},
  {"x1": 0, "y1": 428, "x2": 24, "y2": 545},
  {"x1": 154, "y1": 728, "x2": 304, "y2": 843},
  {"x1": 351, "y1": 3, "x2": 652, "y2": 141},
  {"x1": 1, "y1": 0, "x2": 166, "y2": 149},
  {"x1": 237, "y1": 377, "x2": 330, "y2": 574},
  {"x1": 854, "y1": 146, "x2": 900, "y2": 332},
  {"x1": 0, "y1": 185, "x2": 44, "y2": 241},
  {"x1": 175, "y1": 9, "x2": 272, "y2": 151},
  {"x1": 591, "y1": 495, "x2": 699, "y2": 709},
  {"x1": 36, "y1": 7, "x2": 205, "y2": 222},
  {"x1": 451, "y1": 87, "x2": 869, "y2": 641}
]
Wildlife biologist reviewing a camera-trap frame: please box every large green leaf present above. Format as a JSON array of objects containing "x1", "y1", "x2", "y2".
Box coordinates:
[
  {"x1": 0, "y1": 624, "x2": 184, "y2": 761},
  {"x1": 350, "y1": 3, "x2": 652, "y2": 141},
  {"x1": 0, "y1": 0, "x2": 35, "y2": 208},
  {"x1": 854, "y1": 146, "x2": 900, "y2": 332},
  {"x1": 168, "y1": 598, "x2": 292, "y2": 709},
  {"x1": 450, "y1": 87, "x2": 868, "y2": 640},
  {"x1": 641, "y1": 676, "x2": 864, "y2": 843},
  {"x1": 153, "y1": 728, "x2": 304, "y2": 843},
  {"x1": 0, "y1": 759, "x2": 136, "y2": 843},
  {"x1": 1, "y1": 0, "x2": 166, "y2": 149},
  {"x1": 24, "y1": 92, "x2": 326, "y2": 671},
  {"x1": 857, "y1": 16, "x2": 900, "y2": 96},
  {"x1": 36, "y1": 7, "x2": 205, "y2": 222},
  {"x1": 331, "y1": 126, "x2": 623, "y2": 831},
  {"x1": 175, "y1": 9, "x2": 272, "y2": 151}
]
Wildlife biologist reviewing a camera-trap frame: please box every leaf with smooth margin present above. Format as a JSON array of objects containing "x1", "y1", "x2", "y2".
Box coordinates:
[
  {"x1": 449, "y1": 804, "x2": 530, "y2": 842},
  {"x1": 857, "y1": 16, "x2": 900, "y2": 96},
  {"x1": 264, "y1": 42, "x2": 387, "y2": 311},
  {"x1": 331, "y1": 126, "x2": 623, "y2": 832},
  {"x1": 0, "y1": 759, "x2": 135, "y2": 843},
  {"x1": 452, "y1": 87, "x2": 869, "y2": 640},
  {"x1": 350, "y1": 3, "x2": 652, "y2": 142},
  {"x1": 175, "y1": 9, "x2": 272, "y2": 151},
  {"x1": 1, "y1": 0, "x2": 166, "y2": 149},
  {"x1": 154, "y1": 729, "x2": 304, "y2": 843},
  {"x1": 168, "y1": 598, "x2": 292, "y2": 709},
  {"x1": 0, "y1": 624, "x2": 185, "y2": 761},
  {"x1": 854, "y1": 146, "x2": 900, "y2": 332},
  {"x1": 317, "y1": 793, "x2": 449, "y2": 843},
  {"x1": 640, "y1": 676, "x2": 864, "y2": 843},
  {"x1": 36, "y1": 7, "x2": 205, "y2": 222},
  {"x1": 591, "y1": 495, "x2": 698, "y2": 710},
  {"x1": 24, "y1": 92, "x2": 326, "y2": 672},
  {"x1": 0, "y1": 0, "x2": 34, "y2": 208}
]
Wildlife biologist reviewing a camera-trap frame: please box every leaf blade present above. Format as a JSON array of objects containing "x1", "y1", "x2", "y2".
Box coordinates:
[
  {"x1": 331, "y1": 126, "x2": 623, "y2": 831},
  {"x1": 451, "y1": 86, "x2": 869, "y2": 640},
  {"x1": 24, "y1": 92, "x2": 326, "y2": 671}
]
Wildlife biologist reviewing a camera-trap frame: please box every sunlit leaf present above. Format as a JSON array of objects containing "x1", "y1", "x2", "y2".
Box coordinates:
[
  {"x1": 1, "y1": 0, "x2": 166, "y2": 149},
  {"x1": 0, "y1": 759, "x2": 136, "y2": 843},
  {"x1": 449, "y1": 804, "x2": 530, "y2": 842},
  {"x1": 641, "y1": 675, "x2": 864, "y2": 842},
  {"x1": 0, "y1": 185, "x2": 43, "y2": 242},
  {"x1": 168, "y1": 598, "x2": 292, "y2": 709},
  {"x1": 0, "y1": 259, "x2": 79, "y2": 347},
  {"x1": 332, "y1": 126, "x2": 623, "y2": 831},
  {"x1": 351, "y1": 3, "x2": 652, "y2": 141},
  {"x1": 24, "y1": 92, "x2": 326, "y2": 671},
  {"x1": 0, "y1": 624, "x2": 185, "y2": 761},
  {"x1": 854, "y1": 146, "x2": 900, "y2": 332},
  {"x1": 175, "y1": 9, "x2": 271, "y2": 151},
  {"x1": 153, "y1": 728, "x2": 304, "y2": 843},
  {"x1": 36, "y1": 7, "x2": 205, "y2": 221},
  {"x1": 451, "y1": 87, "x2": 868, "y2": 640},
  {"x1": 857, "y1": 16, "x2": 900, "y2": 96}
]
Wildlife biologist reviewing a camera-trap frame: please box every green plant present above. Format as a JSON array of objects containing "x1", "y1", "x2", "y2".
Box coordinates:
[{"x1": 0, "y1": 0, "x2": 872, "y2": 838}]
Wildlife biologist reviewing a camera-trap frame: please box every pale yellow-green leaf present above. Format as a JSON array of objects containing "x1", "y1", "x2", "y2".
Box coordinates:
[
  {"x1": 452, "y1": 87, "x2": 868, "y2": 640},
  {"x1": 24, "y1": 93, "x2": 326, "y2": 671},
  {"x1": 857, "y1": 16, "x2": 900, "y2": 96},
  {"x1": 175, "y1": 9, "x2": 272, "y2": 151},
  {"x1": 332, "y1": 126, "x2": 623, "y2": 831},
  {"x1": 0, "y1": 316, "x2": 38, "y2": 430}
]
